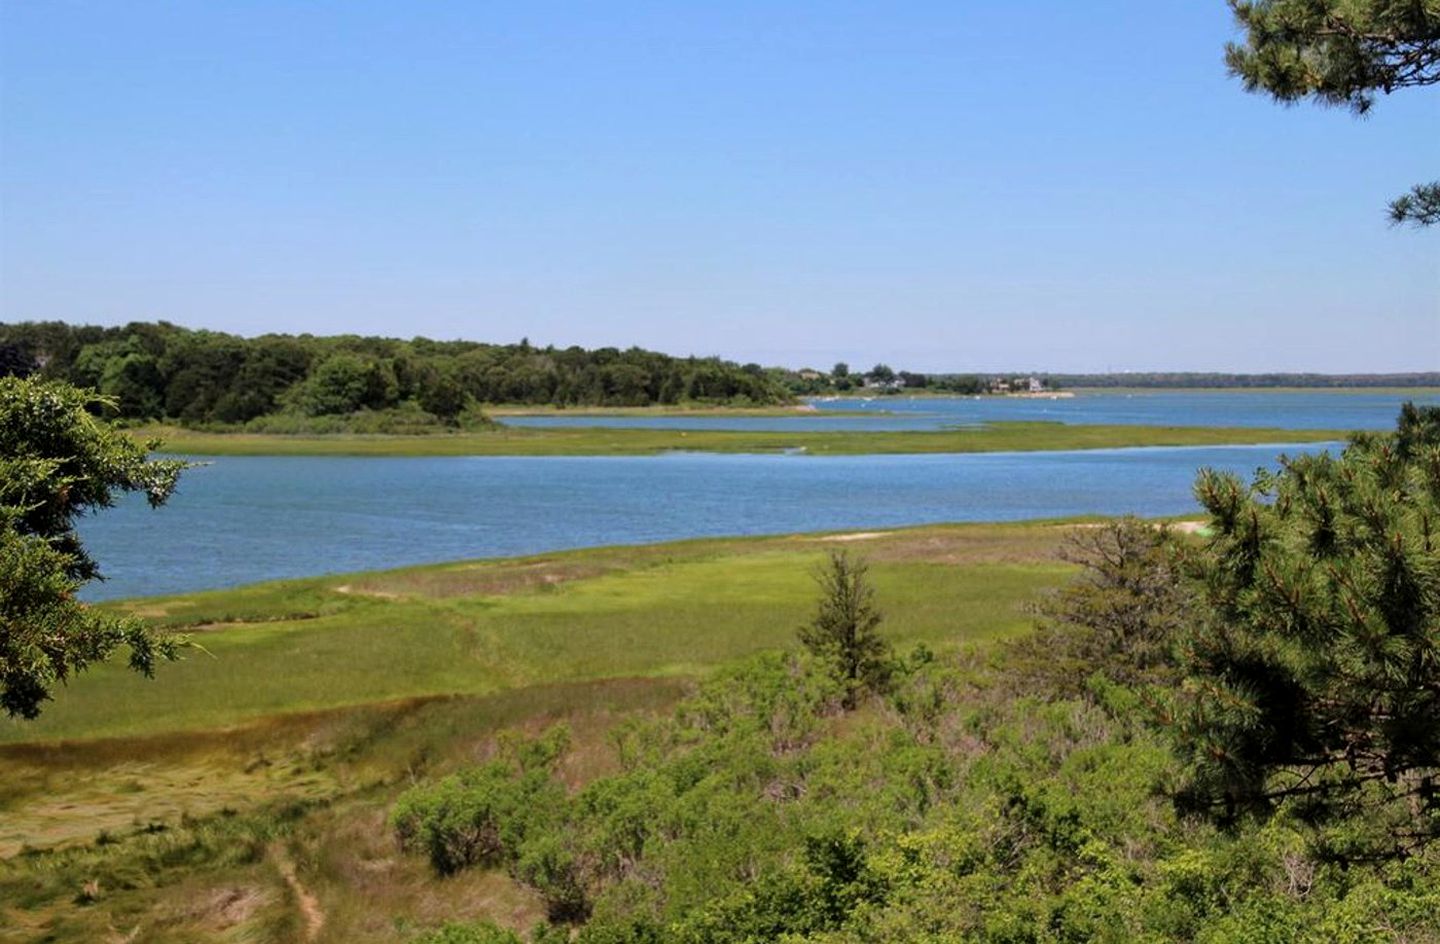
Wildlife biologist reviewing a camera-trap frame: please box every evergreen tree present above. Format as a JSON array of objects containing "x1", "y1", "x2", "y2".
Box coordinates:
[
  {"x1": 1173, "y1": 406, "x2": 1440, "y2": 857},
  {"x1": 1225, "y1": 0, "x2": 1440, "y2": 226},
  {"x1": 798, "y1": 551, "x2": 892, "y2": 708},
  {"x1": 1009, "y1": 517, "x2": 1191, "y2": 697}
]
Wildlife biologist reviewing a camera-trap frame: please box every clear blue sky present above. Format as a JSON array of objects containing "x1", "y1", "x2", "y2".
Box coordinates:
[{"x1": 1, "y1": 2, "x2": 1435, "y2": 372}]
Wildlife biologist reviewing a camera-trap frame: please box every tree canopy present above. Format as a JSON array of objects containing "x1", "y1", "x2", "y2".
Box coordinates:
[
  {"x1": 1225, "y1": 0, "x2": 1440, "y2": 226},
  {"x1": 0, "y1": 377, "x2": 187, "y2": 718},
  {"x1": 1008, "y1": 517, "x2": 1191, "y2": 697},
  {"x1": 0, "y1": 321, "x2": 793, "y2": 430},
  {"x1": 1174, "y1": 404, "x2": 1440, "y2": 858}
]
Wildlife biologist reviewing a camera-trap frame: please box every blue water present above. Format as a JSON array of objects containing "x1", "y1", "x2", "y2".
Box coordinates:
[
  {"x1": 80, "y1": 443, "x2": 1338, "y2": 601},
  {"x1": 504, "y1": 390, "x2": 1440, "y2": 432}
]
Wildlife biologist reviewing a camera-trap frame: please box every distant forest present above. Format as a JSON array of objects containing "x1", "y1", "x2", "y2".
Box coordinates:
[
  {"x1": 781, "y1": 365, "x2": 1440, "y2": 397},
  {"x1": 2, "y1": 321, "x2": 1433, "y2": 431},
  {"x1": 0, "y1": 321, "x2": 793, "y2": 428},
  {"x1": 1046, "y1": 372, "x2": 1440, "y2": 389}
]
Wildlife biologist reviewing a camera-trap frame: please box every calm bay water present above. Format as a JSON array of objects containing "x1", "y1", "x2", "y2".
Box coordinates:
[
  {"x1": 505, "y1": 390, "x2": 1440, "y2": 432},
  {"x1": 81, "y1": 443, "x2": 1337, "y2": 601}
]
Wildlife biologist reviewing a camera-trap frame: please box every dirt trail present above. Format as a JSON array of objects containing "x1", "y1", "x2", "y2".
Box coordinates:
[
  {"x1": 271, "y1": 844, "x2": 325, "y2": 941},
  {"x1": 333, "y1": 583, "x2": 402, "y2": 599}
]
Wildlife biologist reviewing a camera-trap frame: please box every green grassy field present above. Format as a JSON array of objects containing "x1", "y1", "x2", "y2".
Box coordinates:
[
  {"x1": 2, "y1": 523, "x2": 1078, "y2": 746},
  {"x1": 129, "y1": 420, "x2": 1346, "y2": 457},
  {"x1": 487, "y1": 403, "x2": 851, "y2": 417},
  {"x1": 0, "y1": 520, "x2": 1085, "y2": 942}
]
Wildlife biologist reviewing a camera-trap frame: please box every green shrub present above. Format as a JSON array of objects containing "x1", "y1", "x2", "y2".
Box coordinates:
[
  {"x1": 390, "y1": 725, "x2": 571, "y2": 876},
  {"x1": 408, "y1": 921, "x2": 524, "y2": 944},
  {"x1": 385, "y1": 610, "x2": 1440, "y2": 943}
]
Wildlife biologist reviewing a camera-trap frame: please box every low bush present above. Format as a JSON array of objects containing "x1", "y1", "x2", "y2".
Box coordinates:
[{"x1": 392, "y1": 646, "x2": 1440, "y2": 944}]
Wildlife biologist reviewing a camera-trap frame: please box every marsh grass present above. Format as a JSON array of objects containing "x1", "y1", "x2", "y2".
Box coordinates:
[
  {"x1": 11, "y1": 525, "x2": 1075, "y2": 745},
  {"x1": 1, "y1": 521, "x2": 1086, "y2": 942},
  {"x1": 129, "y1": 420, "x2": 1346, "y2": 457},
  {"x1": 0, "y1": 680, "x2": 684, "y2": 943}
]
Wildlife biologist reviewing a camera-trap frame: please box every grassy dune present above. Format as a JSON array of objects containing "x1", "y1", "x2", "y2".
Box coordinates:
[
  {"x1": 129, "y1": 420, "x2": 1347, "y2": 457},
  {"x1": 0, "y1": 521, "x2": 1085, "y2": 942}
]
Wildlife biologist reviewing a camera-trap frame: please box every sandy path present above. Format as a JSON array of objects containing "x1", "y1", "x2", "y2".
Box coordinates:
[{"x1": 272, "y1": 844, "x2": 325, "y2": 941}]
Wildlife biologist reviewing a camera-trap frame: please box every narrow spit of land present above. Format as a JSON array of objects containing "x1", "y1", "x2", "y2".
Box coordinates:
[
  {"x1": 486, "y1": 403, "x2": 838, "y2": 417},
  {"x1": 128, "y1": 420, "x2": 1347, "y2": 457}
]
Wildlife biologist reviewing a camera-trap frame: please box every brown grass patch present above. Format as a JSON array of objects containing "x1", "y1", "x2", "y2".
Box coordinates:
[
  {"x1": 333, "y1": 584, "x2": 404, "y2": 600},
  {"x1": 281, "y1": 692, "x2": 670, "y2": 943},
  {"x1": 185, "y1": 615, "x2": 320, "y2": 633},
  {"x1": 341, "y1": 559, "x2": 614, "y2": 600},
  {"x1": 301, "y1": 805, "x2": 547, "y2": 942},
  {"x1": 0, "y1": 678, "x2": 688, "y2": 861},
  {"x1": 0, "y1": 754, "x2": 336, "y2": 859},
  {"x1": 817, "y1": 526, "x2": 1070, "y2": 567},
  {"x1": 185, "y1": 884, "x2": 273, "y2": 930},
  {"x1": 124, "y1": 600, "x2": 195, "y2": 619}
]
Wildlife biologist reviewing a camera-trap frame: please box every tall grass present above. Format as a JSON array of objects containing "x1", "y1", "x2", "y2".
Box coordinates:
[
  {"x1": 129, "y1": 420, "x2": 1347, "y2": 457},
  {"x1": 6, "y1": 542, "x2": 1069, "y2": 743}
]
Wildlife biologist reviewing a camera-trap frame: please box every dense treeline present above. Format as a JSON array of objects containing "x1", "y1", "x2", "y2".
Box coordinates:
[
  {"x1": 1047, "y1": 372, "x2": 1440, "y2": 389},
  {"x1": 4, "y1": 324, "x2": 1426, "y2": 430},
  {"x1": 780, "y1": 365, "x2": 1440, "y2": 397},
  {"x1": 0, "y1": 321, "x2": 792, "y2": 428}
]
